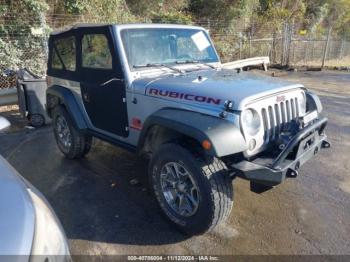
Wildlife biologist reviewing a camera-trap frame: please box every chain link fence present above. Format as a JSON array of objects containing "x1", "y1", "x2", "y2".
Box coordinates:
[{"x1": 1, "y1": 15, "x2": 349, "y2": 89}]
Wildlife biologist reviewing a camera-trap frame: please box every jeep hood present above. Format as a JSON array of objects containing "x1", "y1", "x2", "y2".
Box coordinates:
[{"x1": 134, "y1": 69, "x2": 303, "y2": 110}]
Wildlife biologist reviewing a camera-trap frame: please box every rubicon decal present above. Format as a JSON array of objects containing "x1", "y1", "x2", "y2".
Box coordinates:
[
  {"x1": 148, "y1": 88, "x2": 221, "y2": 105},
  {"x1": 276, "y1": 95, "x2": 286, "y2": 103}
]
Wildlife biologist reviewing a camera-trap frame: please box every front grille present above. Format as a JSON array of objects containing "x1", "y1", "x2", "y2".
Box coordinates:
[{"x1": 261, "y1": 97, "x2": 300, "y2": 143}]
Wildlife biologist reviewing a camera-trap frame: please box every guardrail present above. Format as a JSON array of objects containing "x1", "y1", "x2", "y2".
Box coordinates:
[
  {"x1": 222, "y1": 56, "x2": 270, "y2": 71},
  {"x1": 0, "y1": 88, "x2": 18, "y2": 106}
]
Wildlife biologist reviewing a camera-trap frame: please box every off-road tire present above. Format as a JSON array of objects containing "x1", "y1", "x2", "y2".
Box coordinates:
[
  {"x1": 52, "y1": 105, "x2": 92, "y2": 159},
  {"x1": 149, "y1": 143, "x2": 233, "y2": 235},
  {"x1": 28, "y1": 113, "x2": 45, "y2": 127}
]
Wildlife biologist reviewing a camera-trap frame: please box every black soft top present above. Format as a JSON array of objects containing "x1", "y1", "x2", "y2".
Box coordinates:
[{"x1": 50, "y1": 23, "x2": 113, "y2": 38}]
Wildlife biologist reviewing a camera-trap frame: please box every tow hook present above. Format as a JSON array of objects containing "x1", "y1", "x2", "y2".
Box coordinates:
[
  {"x1": 321, "y1": 140, "x2": 331, "y2": 149},
  {"x1": 286, "y1": 168, "x2": 298, "y2": 178}
]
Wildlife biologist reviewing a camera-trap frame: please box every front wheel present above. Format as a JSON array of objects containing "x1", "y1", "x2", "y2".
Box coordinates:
[{"x1": 149, "y1": 143, "x2": 233, "y2": 235}]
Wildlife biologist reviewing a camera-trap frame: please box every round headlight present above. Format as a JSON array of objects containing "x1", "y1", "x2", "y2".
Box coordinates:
[{"x1": 242, "y1": 109, "x2": 261, "y2": 136}]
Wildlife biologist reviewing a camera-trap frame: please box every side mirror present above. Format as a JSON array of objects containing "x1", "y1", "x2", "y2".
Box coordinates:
[{"x1": 0, "y1": 116, "x2": 10, "y2": 132}]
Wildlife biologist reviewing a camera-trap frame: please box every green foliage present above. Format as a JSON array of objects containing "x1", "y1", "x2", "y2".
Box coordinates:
[
  {"x1": 126, "y1": 0, "x2": 189, "y2": 19},
  {"x1": 1, "y1": 0, "x2": 349, "y2": 76},
  {"x1": 189, "y1": 0, "x2": 257, "y2": 21},
  {"x1": 126, "y1": 0, "x2": 162, "y2": 17},
  {"x1": 64, "y1": 0, "x2": 87, "y2": 14},
  {"x1": 258, "y1": 0, "x2": 306, "y2": 24},
  {"x1": 0, "y1": 37, "x2": 47, "y2": 75},
  {"x1": 152, "y1": 11, "x2": 193, "y2": 24},
  {"x1": 81, "y1": 0, "x2": 135, "y2": 22},
  {"x1": 23, "y1": 0, "x2": 49, "y2": 14},
  {"x1": 0, "y1": 0, "x2": 49, "y2": 75}
]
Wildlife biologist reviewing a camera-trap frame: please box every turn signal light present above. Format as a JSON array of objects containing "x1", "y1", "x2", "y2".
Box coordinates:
[{"x1": 202, "y1": 140, "x2": 212, "y2": 150}]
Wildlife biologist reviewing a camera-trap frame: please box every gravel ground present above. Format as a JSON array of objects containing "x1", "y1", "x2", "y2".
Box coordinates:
[{"x1": 0, "y1": 70, "x2": 349, "y2": 257}]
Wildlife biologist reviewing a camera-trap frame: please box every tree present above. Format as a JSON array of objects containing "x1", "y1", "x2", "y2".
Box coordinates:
[
  {"x1": 258, "y1": 0, "x2": 306, "y2": 23},
  {"x1": 0, "y1": 0, "x2": 49, "y2": 75},
  {"x1": 189, "y1": 0, "x2": 256, "y2": 21}
]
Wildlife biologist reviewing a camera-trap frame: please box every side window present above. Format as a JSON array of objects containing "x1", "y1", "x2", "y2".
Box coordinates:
[
  {"x1": 51, "y1": 36, "x2": 76, "y2": 71},
  {"x1": 82, "y1": 34, "x2": 112, "y2": 69},
  {"x1": 52, "y1": 50, "x2": 63, "y2": 69}
]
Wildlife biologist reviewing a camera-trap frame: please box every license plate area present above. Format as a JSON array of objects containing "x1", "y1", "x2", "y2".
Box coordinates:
[{"x1": 302, "y1": 110, "x2": 318, "y2": 126}]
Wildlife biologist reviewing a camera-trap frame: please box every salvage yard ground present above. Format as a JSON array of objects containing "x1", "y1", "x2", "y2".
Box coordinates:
[{"x1": 0, "y1": 70, "x2": 349, "y2": 256}]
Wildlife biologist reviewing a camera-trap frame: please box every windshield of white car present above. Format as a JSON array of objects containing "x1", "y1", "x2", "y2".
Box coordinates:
[{"x1": 121, "y1": 28, "x2": 219, "y2": 71}]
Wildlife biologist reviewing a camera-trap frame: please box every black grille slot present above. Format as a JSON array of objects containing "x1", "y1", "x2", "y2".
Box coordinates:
[{"x1": 261, "y1": 97, "x2": 300, "y2": 143}]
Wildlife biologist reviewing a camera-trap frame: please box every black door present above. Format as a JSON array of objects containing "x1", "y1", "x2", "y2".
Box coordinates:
[{"x1": 78, "y1": 27, "x2": 128, "y2": 137}]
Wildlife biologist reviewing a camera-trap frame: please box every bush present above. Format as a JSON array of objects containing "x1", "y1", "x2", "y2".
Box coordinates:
[{"x1": 151, "y1": 11, "x2": 193, "y2": 24}]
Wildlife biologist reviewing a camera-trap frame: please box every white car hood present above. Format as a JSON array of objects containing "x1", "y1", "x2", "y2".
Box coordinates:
[{"x1": 0, "y1": 155, "x2": 35, "y2": 255}]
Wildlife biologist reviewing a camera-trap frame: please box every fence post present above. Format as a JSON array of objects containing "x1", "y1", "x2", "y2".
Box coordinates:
[
  {"x1": 311, "y1": 39, "x2": 315, "y2": 61},
  {"x1": 291, "y1": 37, "x2": 296, "y2": 65},
  {"x1": 286, "y1": 22, "x2": 293, "y2": 67},
  {"x1": 239, "y1": 38, "x2": 242, "y2": 59},
  {"x1": 281, "y1": 22, "x2": 287, "y2": 66},
  {"x1": 321, "y1": 26, "x2": 332, "y2": 69},
  {"x1": 248, "y1": 33, "x2": 252, "y2": 58},
  {"x1": 304, "y1": 39, "x2": 308, "y2": 65},
  {"x1": 339, "y1": 35, "x2": 346, "y2": 59},
  {"x1": 271, "y1": 31, "x2": 276, "y2": 63}
]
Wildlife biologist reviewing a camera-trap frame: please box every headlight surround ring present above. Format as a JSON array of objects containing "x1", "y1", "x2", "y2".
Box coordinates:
[{"x1": 241, "y1": 108, "x2": 261, "y2": 136}]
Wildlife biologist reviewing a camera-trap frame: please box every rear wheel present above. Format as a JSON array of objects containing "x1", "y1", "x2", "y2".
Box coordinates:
[
  {"x1": 28, "y1": 113, "x2": 45, "y2": 127},
  {"x1": 149, "y1": 143, "x2": 233, "y2": 235},
  {"x1": 52, "y1": 105, "x2": 92, "y2": 159}
]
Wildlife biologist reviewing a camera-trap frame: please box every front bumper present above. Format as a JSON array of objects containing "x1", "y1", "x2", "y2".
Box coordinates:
[{"x1": 231, "y1": 116, "x2": 329, "y2": 187}]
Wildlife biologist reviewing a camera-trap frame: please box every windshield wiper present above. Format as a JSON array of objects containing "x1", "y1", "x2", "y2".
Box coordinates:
[
  {"x1": 133, "y1": 63, "x2": 183, "y2": 73},
  {"x1": 175, "y1": 60, "x2": 216, "y2": 69}
]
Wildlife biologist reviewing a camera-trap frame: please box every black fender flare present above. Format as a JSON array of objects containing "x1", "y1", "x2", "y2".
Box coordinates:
[
  {"x1": 46, "y1": 85, "x2": 88, "y2": 130},
  {"x1": 138, "y1": 108, "x2": 247, "y2": 157},
  {"x1": 306, "y1": 90, "x2": 323, "y2": 113}
]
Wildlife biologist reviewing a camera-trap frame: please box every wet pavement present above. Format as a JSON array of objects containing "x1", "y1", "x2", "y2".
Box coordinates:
[{"x1": 0, "y1": 70, "x2": 349, "y2": 255}]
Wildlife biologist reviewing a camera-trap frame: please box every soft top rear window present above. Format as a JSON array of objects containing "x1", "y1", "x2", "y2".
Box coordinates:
[{"x1": 51, "y1": 36, "x2": 76, "y2": 71}]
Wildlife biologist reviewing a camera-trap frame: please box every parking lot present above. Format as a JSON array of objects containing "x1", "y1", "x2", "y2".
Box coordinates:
[{"x1": 0, "y1": 70, "x2": 349, "y2": 256}]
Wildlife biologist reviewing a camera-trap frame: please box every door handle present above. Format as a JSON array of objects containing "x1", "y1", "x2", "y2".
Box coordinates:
[
  {"x1": 101, "y1": 78, "x2": 124, "y2": 86},
  {"x1": 83, "y1": 92, "x2": 90, "y2": 102}
]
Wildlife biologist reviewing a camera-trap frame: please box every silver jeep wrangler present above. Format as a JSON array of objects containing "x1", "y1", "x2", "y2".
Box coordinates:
[{"x1": 46, "y1": 24, "x2": 330, "y2": 235}]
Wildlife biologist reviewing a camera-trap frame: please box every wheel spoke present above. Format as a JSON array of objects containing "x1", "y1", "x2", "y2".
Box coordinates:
[
  {"x1": 164, "y1": 164, "x2": 176, "y2": 180},
  {"x1": 178, "y1": 194, "x2": 187, "y2": 215},
  {"x1": 160, "y1": 162, "x2": 200, "y2": 217},
  {"x1": 185, "y1": 191, "x2": 198, "y2": 210},
  {"x1": 56, "y1": 116, "x2": 72, "y2": 150},
  {"x1": 165, "y1": 178, "x2": 177, "y2": 188},
  {"x1": 182, "y1": 195, "x2": 193, "y2": 215},
  {"x1": 161, "y1": 172, "x2": 177, "y2": 188},
  {"x1": 163, "y1": 190, "x2": 175, "y2": 204},
  {"x1": 172, "y1": 163, "x2": 181, "y2": 178},
  {"x1": 169, "y1": 163, "x2": 180, "y2": 179}
]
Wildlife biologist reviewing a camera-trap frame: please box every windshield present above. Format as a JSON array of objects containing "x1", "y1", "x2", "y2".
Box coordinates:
[{"x1": 121, "y1": 28, "x2": 219, "y2": 70}]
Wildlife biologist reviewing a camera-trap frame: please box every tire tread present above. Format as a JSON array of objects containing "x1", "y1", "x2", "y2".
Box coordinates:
[
  {"x1": 150, "y1": 143, "x2": 233, "y2": 234},
  {"x1": 52, "y1": 105, "x2": 92, "y2": 159}
]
